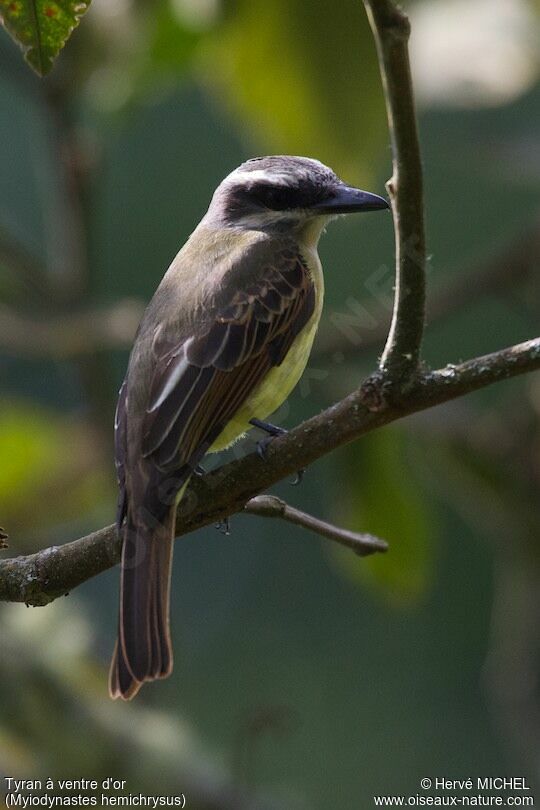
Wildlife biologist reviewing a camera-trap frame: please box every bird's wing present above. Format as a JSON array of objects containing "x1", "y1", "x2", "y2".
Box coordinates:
[{"x1": 141, "y1": 248, "x2": 316, "y2": 473}]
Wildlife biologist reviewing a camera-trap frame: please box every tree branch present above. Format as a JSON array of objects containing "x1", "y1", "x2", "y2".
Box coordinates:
[
  {"x1": 1, "y1": 337, "x2": 538, "y2": 607},
  {"x1": 363, "y1": 0, "x2": 426, "y2": 387},
  {"x1": 244, "y1": 495, "x2": 388, "y2": 556},
  {"x1": 0, "y1": 299, "x2": 144, "y2": 357}
]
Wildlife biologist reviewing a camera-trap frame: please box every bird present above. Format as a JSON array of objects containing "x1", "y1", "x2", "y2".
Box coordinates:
[{"x1": 109, "y1": 155, "x2": 389, "y2": 699}]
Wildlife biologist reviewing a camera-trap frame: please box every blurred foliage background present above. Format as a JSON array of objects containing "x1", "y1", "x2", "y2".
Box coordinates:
[{"x1": 1, "y1": 0, "x2": 540, "y2": 807}]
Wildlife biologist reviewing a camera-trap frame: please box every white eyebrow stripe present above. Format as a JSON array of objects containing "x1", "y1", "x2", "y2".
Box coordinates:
[{"x1": 227, "y1": 169, "x2": 291, "y2": 185}]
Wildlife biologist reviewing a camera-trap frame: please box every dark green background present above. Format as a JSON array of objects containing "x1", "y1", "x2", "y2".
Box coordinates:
[{"x1": 1, "y1": 2, "x2": 539, "y2": 807}]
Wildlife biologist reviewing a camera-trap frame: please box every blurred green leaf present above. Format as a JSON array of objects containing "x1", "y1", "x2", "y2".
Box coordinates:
[
  {"x1": 77, "y1": 1, "x2": 205, "y2": 118},
  {"x1": 0, "y1": 0, "x2": 91, "y2": 76},
  {"x1": 333, "y1": 429, "x2": 436, "y2": 605},
  {"x1": 205, "y1": 0, "x2": 386, "y2": 183},
  {"x1": 0, "y1": 401, "x2": 111, "y2": 539},
  {"x1": 148, "y1": 2, "x2": 202, "y2": 75}
]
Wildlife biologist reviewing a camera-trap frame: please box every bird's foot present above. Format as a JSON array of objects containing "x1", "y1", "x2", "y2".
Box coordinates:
[
  {"x1": 249, "y1": 418, "x2": 305, "y2": 486},
  {"x1": 250, "y1": 418, "x2": 287, "y2": 459}
]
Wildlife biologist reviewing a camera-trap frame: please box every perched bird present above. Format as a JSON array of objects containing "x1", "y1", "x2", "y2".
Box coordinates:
[{"x1": 110, "y1": 155, "x2": 388, "y2": 699}]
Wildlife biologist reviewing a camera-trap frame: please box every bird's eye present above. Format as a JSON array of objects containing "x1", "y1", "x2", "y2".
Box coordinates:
[{"x1": 251, "y1": 184, "x2": 295, "y2": 210}]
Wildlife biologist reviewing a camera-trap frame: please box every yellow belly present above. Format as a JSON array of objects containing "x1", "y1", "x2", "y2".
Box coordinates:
[
  {"x1": 208, "y1": 224, "x2": 326, "y2": 453},
  {"x1": 209, "y1": 310, "x2": 321, "y2": 451}
]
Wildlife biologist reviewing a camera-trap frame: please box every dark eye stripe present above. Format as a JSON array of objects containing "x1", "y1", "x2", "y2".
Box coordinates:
[
  {"x1": 248, "y1": 182, "x2": 319, "y2": 210},
  {"x1": 246, "y1": 183, "x2": 295, "y2": 210},
  {"x1": 223, "y1": 179, "x2": 332, "y2": 221}
]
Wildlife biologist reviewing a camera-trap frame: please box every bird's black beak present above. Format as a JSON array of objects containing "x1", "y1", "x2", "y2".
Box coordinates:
[{"x1": 312, "y1": 185, "x2": 390, "y2": 214}]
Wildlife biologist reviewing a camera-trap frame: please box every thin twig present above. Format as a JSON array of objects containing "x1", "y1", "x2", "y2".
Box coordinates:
[
  {"x1": 363, "y1": 0, "x2": 426, "y2": 387},
  {"x1": 244, "y1": 495, "x2": 387, "y2": 556},
  {"x1": 1, "y1": 337, "x2": 538, "y2": 607},
  {"x1": 0, "y1": 299, "x2": 144, "y2": 357}
]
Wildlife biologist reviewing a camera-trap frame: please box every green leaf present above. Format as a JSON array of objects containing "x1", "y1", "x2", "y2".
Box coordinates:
[
  {"x1": 332, "y1": 429, "x2": 436, "y2": 605},
  {"x1": 0, "y1": 0, "x2": 91, "y2": 76},
  {"x1": 205, "y1": 0, "x2": 386, "y2": 183}
]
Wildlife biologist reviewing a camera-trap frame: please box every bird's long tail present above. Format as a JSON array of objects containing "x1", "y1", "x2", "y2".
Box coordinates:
[{"x1": 109, "y1": 504, "x2": 175, "y2": 700}]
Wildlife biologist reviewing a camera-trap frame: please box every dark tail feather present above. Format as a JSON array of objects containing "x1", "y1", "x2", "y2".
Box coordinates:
[{"x1": 109, "y1": 507, "x2": 174, "y2": 700}]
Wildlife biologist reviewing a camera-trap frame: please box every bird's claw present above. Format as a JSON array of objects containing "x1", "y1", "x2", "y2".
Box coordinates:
[
  {"x1": 291, "y1": 468, "x2": 306, "y2": 486},
  {"x1": 249, "y1": 418, "x2": 305, "y2": 485},
  {"x1": 255, "y1": 435, "x2": 274, "y2": 461}
]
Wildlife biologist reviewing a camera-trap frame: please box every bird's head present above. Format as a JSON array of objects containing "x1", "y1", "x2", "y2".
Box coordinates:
[{"x1": 204, "y1": 156, "x2": 389, "y2": 236}]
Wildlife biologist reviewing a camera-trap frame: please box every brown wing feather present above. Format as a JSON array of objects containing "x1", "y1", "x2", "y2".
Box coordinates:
[{"x1": 141, "y1": 253, "x2": 315, "y2": 473}]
